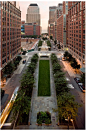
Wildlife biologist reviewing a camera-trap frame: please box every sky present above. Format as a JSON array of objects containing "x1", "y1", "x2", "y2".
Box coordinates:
[{"x1": 19, "y1": 0, "x2": 63, "y2": 33}]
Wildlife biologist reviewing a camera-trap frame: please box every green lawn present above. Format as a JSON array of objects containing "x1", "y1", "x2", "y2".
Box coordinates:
[{"x1": 38, "y1": 60, "x2": 50, "y2": 96}]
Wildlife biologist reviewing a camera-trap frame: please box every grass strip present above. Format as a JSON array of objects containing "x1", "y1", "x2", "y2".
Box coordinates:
[{"x1": 38, "y1": 60, "x2": 50, "y2": 96}]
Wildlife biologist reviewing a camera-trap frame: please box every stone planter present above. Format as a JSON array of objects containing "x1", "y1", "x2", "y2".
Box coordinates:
[
  {"x1": 36, "y1": 123, "x2": 42, "y2": 126},
  {"x1": 36, "y1": 123, "x2": 52, "y2": 126},
  {"x1": 45, "y1": 123, "x2": 52, "y2": 126}
]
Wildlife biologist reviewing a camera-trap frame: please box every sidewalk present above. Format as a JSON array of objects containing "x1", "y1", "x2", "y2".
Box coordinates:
[
  {"x1": 1, "y1": 55, "x2": 30, "y2": 88},
  {"x1": 62, "y1": 60, "x2": 81, "y2": 78}
]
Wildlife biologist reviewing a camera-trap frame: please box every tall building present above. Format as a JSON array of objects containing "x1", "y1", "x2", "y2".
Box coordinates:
[
  {"x1": 68, "y1": 1, "x2": 85, "y2": 67},
  {"x1": 0, "y1": 1, "x2": 21, "y2": 70},
  {"x1": 54, "y1": 4, "x2": 63, "y2": 40},
  {"x1": 48, "y1": 4, "x2": 63, "y2": 39},
  {"x1": 48, "y1": 6, "x2": 57, "y2": 37},
  {"x1": 57, "y1": 1, "x2": 77, "y2": 49},
  {"x1": 26, "y1": 4, "x2": 40, "y2": 26}
]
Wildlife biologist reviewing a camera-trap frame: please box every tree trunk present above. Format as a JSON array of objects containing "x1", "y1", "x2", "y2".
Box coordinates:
[{"x1": 13, "y1": 111, "x2": 19, "y2": 129}]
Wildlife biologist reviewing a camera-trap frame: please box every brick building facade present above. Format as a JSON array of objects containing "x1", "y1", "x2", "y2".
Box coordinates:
[
  {"x1": 68, "y1": 1, "x2": 85, "y2": 67},
  {"x1": 21, "y1": 23, "x2": 41, "y2": 36},
  {"x1": 0, "y1": 1, "x2": 21, "y2": 69}
]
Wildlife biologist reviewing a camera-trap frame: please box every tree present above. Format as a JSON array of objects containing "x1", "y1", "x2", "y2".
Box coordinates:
[
  {"x1": 47, "y1": 40, "x2": 51, "y2": 47},
  {"x1": 20, "y1": 72, "x2": 34, "y2": 97},
  {"x1": 53, "y1": 63, "x2": 61, "y2": 74},
  {"x1": 22, "y1": 50, "x2": 26, "y2": 55},
  {"x1": 58, "y1": 44, "x2": 61, "y2": 49},
  {"x1": 21, "y1": 48, "x2": 23, "y2": 52},
  {"x1": 53, "y1": 92, "x2": 81, "y2": 128},
  {"x1": 55, "y1": 78, "x2": 69, "y2": 95},
  {"x1": 64, "y1": 51, "x2": 69, "y2": 57},
  {"x1": 54, "y1": 71, "x2": 65, "y2": 79},
  {"x1": 38, "y1": 40, "x2": 42, "y2": 47},
  {"x1": 11, "y1": 91, "x2": 31, "y2": 125},
  {"x1": 54, "y1": 40, "x2": 57, "y2": 45},
  {"x1": 67, "y1": 53, "x2": 72, "y2": 61},
  {"x1": 3, "y1": 61, "x2": 14, "y2": 75},
  {"x1": 51, "y1": 54, "x2": 59, "y2": 65},
  {"x1": 50, "y1": 36, "x2": 53, "y2": 39}
]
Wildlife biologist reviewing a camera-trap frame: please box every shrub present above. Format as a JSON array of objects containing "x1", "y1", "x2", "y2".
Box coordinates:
[
  {"x1": 38, "y1": 40, "x2": 42, "y2": 47},
  {"x1": 45, "y1": 118, "x2": 51, "y2": 124},
  {"x1": 37, "y1": 111, "x2": 51, "y2": 124},
  {"x1": 37, "y1": 119, "x2": 42, "y2": 125}
]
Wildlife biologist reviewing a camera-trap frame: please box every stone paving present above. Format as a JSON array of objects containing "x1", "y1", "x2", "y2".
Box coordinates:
[{"x1": 29, "y1": 58, "x2": 59, "y2": 129}]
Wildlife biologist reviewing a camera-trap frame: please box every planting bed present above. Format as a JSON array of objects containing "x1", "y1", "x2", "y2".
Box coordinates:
[{"x1": 37, "y1": 111, "x2": 51, "y2": 125}]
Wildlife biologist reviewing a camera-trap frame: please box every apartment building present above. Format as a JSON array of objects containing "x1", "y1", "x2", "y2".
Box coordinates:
[
  {"x1": 57, "y1": 1, "x2": 78, "y2": 49},
  {"x1": 48, "y1": 6, "x2": 57, "y2": 37},
  {"x1": 0, "y1": 1, "x2": 21, "y2": 70},
  {"x1": 68, "y1": 1, "x2": 85, "y2": 67},
  {"x1": 26, "y1": 4, "x2": 40, "y2": 26},
  {"x1": 21, "y1": 22, "x2": 41, "y2": 36},
  {"x1": 57, "y1": 1, "x2": 68, "y2": 48},
  {"x1": 54, "y1": 4, "x2": 63, "y2": 40}
]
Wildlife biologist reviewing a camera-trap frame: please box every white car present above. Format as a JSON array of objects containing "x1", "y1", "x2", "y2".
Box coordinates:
[
  {"x1": 66, "y1": 77, "x2": 70, "y2": 81},
  {"x1": 68, "y1": 84, "x2": 74, "y2": 89}
]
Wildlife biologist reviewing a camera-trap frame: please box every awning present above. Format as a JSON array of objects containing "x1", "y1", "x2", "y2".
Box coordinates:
[{"x1": 80, "y1": 67, "x2": 85, "y2": 73}]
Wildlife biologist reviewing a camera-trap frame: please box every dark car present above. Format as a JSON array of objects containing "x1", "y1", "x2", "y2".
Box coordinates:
[
  {"x1": 74, "y1": 77, "x2": 81, "y2": 83},
  {"x1": 78, "y1": 83, "x2": 85, "y2": 92},
  {"x1": 22, "y1": 60, "x2": 26, "y2": 64}
]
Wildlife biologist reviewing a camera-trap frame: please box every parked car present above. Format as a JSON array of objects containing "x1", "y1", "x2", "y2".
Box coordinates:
[
  {"x1": 74, "y1": 77, "x2": 81, "y2": 83},
  {"x1": 78, "y1": 83, "x2": 85, "y2": 93},
  {"x1": 22, "y1": 60, "x2": 26, "y2": 64}
]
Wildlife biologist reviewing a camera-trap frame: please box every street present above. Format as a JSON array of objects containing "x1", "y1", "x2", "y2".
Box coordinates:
[{"x1": 59, "y1": 59, "x2": 85, "y2": 129}]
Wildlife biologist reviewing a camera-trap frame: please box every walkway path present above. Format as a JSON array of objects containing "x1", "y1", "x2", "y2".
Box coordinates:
[{"x1": 29, "y1": 58, "x2": 59, "y2": 129}]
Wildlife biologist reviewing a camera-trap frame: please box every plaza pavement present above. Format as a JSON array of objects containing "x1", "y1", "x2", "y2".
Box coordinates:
[
  {"x1": 29, "y1": 58, "x2": 59, "y2": 129},
  {"x1": 29, "y1": 57, "x2": 74, "y2": 129}
]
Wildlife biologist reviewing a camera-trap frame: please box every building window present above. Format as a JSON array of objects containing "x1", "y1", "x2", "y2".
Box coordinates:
[
  {"x1": 79, "y1": 53, "x2": 81, "y2": 56},
  {"x1": 83, "y1": 35, "x2": 85, "y2": 39},
  {"x1": 79, "y1": 44, "x2": 81, "y2": 47},
  {"x1": 79, "y1": 48, "x2": 81, "y2": 52},
  {"x1": 83, "y1": 45, "x2": 85, "y2": 49},
  {"x1": 80, "y1": 2, "x2": 82, "y2": 10},
  {"x1": 79, "y1": 30, "x2": 81, "y2": 33},
  {"x1": 79, "y1": 35, "x2": 81, "y2": 38},
  {"x1": 83, "y1": 30, "x2": 85, "y2": 34}
]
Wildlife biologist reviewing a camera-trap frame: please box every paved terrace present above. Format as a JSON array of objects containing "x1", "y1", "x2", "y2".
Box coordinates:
[{"x1": 29, "y1": 58, "x2": 59, "y2": 129}]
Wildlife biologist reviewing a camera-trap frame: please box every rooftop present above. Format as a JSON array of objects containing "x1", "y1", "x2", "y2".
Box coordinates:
[{"x1": 29, "y1": 4, "x2": 38, "y2": 6}]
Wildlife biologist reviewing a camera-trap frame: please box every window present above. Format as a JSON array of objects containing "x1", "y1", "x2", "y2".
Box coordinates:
[
  {"x1": 79, "y1": 35, "x2": 81, "y2": 38},
  {"x1": 83, "y1": 35, "x2": 85, "y2": 39},
  {"x1": 83, "y1": 45, "x2": 85, "y2": 49},
  {"x1": 79, "y1": 48, "x2": 81, "y2": 52},
  {"x1": 79, "y1": 30, "x2": 81, "y2": 33},
  {"x1": 79, "y1": 53, "x2": 81, "y2": 56},
  {"x1": 80, "y1": 2, "x2": 82, "y2": 10},
  {"x1": 83, "y1": 30, "x2": 85, "y2": 34},
  {"x1": 79, "y1": 44, "x2": 81, "y2": 47}
]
